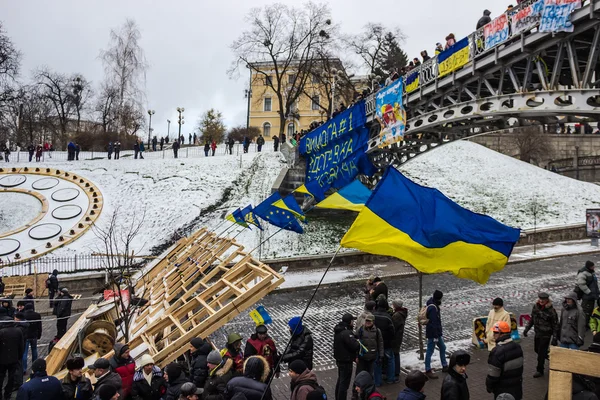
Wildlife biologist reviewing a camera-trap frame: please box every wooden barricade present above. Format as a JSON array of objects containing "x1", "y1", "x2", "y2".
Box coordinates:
[{"x1": 548, "y1": 346, "x2": 600, "y2": 399}]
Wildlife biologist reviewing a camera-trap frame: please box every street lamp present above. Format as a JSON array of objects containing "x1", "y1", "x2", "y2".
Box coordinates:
[
  {"x1": 147, "y1": 110, "x2": 155, "y2": 148},
  {"x1": 177, "y1": 107, "x2": 185, "y2": 142},
  {"x1": 244, "y1": 88, "x2": 252, "y2": 134},
  {"x1": 167, "y1": 119, "x2": 171, "y2": 141}
]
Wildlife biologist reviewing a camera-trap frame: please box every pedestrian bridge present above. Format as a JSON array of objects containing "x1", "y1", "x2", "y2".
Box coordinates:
[{"x1": 365, "y1": 0, "x2": 600, "y2": 168}]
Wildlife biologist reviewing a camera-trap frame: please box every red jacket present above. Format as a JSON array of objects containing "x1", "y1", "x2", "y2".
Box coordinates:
[
  {"x1": 223, "y1": 349, "x2": 244, "y2": 375},
  {"x1": 109, "y1": 352, "x2": 136, "y2": 398},
  {"x1": 244, "y1": 335, "x2": 278, "y2": 369}
]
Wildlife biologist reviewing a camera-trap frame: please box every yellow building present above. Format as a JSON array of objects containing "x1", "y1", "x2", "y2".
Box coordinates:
[{"x1": 248, "y1": 59, "x2": 351, "y2": 141}]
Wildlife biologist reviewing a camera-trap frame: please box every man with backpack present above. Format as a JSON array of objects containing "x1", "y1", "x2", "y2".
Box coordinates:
[
  {"x1": 576, "y1": 260, "x2": 599, "y2": 325},
  {"x1": 47, "y1": 269, "x2": 59, "y2": 307},
  {"x1": 420, "y1": 290, "x2": 448, "y2": 379},
  {"x1": 333, "y1": 314, "x2": 359, "y2": 400},
  {"x1": 288, "y1": 360, "x2": 324, "y2": 400}
]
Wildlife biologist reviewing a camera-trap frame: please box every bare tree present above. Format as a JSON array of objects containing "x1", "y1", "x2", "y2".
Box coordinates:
[
  {"x1": 100, "y1": 19, "x2": 148, "y2": 137},
  {"x1": 303, "y1": 55, "x2": 355, "y2": 117},
  {"x1": 0, "y1": 22, "x2": 21, "y2": 105},
  {"x1": 95, "y1": 82, "x2": 119, "y2": 134},
  {"x1": 512, "y1": 126, "x2": 554, "y2": 164},
  {"x1": 35, "y1": 67, "x2": 74, "y2": 145},
  {"x1": 70, "y1": 75, "x2": 93, "y2": 133},
  {"x1": 92, "y1": 208, "x2": 148, "y2": 342},
  {"x1": 19, "y1": 85, "x2": 54, "y2": 145},
  {"x1": 229, "y1": 2, "x2": 335, "y2": 138},
  {"x1": 528, "y1": 198, "x2": 547, "y2": 255}
]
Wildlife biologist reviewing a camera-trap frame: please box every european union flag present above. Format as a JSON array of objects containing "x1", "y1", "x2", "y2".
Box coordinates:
[
  {"x1": 254, "y1": 192, "x2": 304, "y2": 234},
  {"x1": 341, "y1": 168, "x2": 521, "y2": 284},
  {"x1": 240, "y1": 205, "x2": 262, "y2": 230},
  {"x1": 316, "y1": 180, "x2": 371, "y2": 212},
  {"x1": 272, "y1": 194, "x2": 306, "y2": 222}
]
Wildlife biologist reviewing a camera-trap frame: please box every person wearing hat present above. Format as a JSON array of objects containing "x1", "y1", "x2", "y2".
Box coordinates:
[
  {"x1": 16, "y1": 300, "x2": 26, "y2": 313},
  {"x1": 16, "y1": 359, "x2": 63, "y2": 400},
  {"x1": 363, "y1": 277, "x2": 375, "y2": 303},
  {"x1": 178, "y1": 382, "x2": 203, "y2": 400},
  {"x1": 189, "y1": 337, "x2": 212, "y2": 389},
  {"x1": 164, "y1": 362, "x2": 191, "y2": 400},
  {"x1": 131, "y1": 354, "x2": 166, "y2": 400},
  {"x1": 440, "y1": 350, "x2": 470, "y2": 400},
  {"x1": 47, "y1": 269, "x2": 59, "y2": 308},
  {"x1": 109, "y1": 343, "x2": 136, "y2": 398},
  {"x1": 203, "y1": 350, "x2": 229, "y2": 397},
  {"x1": 97, "y1": 384, "x2": 120, "y2": 400},
  {"x1": 244, "y1": 325, "x2": 279, "y2": 381},
  {"x1": 434, "y1": 42, "x2": 444, "y2": 55},
  {"x1": 89, "y1": 358, "x2": 123, "y2": 398},
  {"x1": 397, "y1": 370, "x2": 428, "y2": 400},
  {"x1": 523, "y1": 292, "x2": 559, "y2": 378},
  {"x1": 222, "y1": 332, "x2": 244, "y2": 377},
  {"x1": 369, "y1": 277, "x2": 388, "y2": 302},
  {"x1": 62, "y1": 356, "x2": 93, "y2": 400},
  {"x1": 53, "y1": 287, "x2": 73, "y2": 340},
  {"x1": 391, "y1": 300, "x2": 408, "y2": 383},
  {"x1": 226, "y1": 355, "x2": 272, "y2": 400},
  {"x1": 289, "y1": 360, "x2": 320, "y2": 400},
  {"x1": 355, "y1": 301, "x2": 376, "y2": 334},
  {"x1": 0, "y1": 312, "x2": 23, "y2": 398},
  {"x1": 333, "y1": 314, "x2": 359, "y2": 400},
  {"x1": 424, "y1": 290, "x2": 448, "y2": 379},
  {"x1": 486, "y1": 321, "x2": 523, "y2": 400},
  {"x1": 282, "y1": 317, "x2": 314, "y2": 370},
  {"x1": 558, "y1": 292, "x2": 586, "y2": 350},
  {"x1": 23, "y1": 288, "x2": 35, "y2": 311},
  {"x1": 577, "y1": 260, "x2": 599, "y2": 326},
  {"x1": 484, "y1": 298, "x2": 511, "y2": 352},
  {"x1": 353, "y1": 370, "x2": 384, "y2": 400},
  {"x1": 353, "y1": 312, "x2": 382, "y2": 400},
  {"x1": 1, "y1": 298, "x2": 15, "y2": 318},
  {"x1": 23, "y1": 303, "x2": 42, "y2": 373}
]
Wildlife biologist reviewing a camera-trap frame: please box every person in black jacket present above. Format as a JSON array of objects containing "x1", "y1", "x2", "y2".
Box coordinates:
[
  {"x1": 334, "y1": 313, "x2": 359, "y2": 400},
  {"x1": 131, "y1": 354, "x2": 167, "y2": 400},
  {"x1": 16, "y1": 359, "x2": 63, "y2": 400},
  {"x1": 441, "y1": 350, "x2": 470, "y2": 400},
  {"x1": 53, "y1": 288, "x2": 73, "y2": 340},
  {"x1": 189, "y1": 337, "x2": 212, "y2": 389},
  {"x1": 523, "y1": 292, "x2": 559, "y2": 378},
  {"x1": 48, "y1": 270, "x2": 59, "y2": 307},
  {"x1": 486, "y1": 321, "x2": 523, "y2": 400},
  {"x1": 14, "y1": 312, "x2": 29, "y2": 387},
  {"x1": 281, "y1": 317, "x2": 314, "y2": 370},
  {"x1": 225, "y1": 355, "x2": 272, "y2": 400},
  {"x1": 373, "y1": 297, "x2": 395, "y2": 386},
  {"x1": 476, "y1": 10, "x2": 492, "y2": 29},
  {"x1": 164, "y1": 362, "x2": 191, "y2": 400},
  {"x1": 23, "y1": 288, "x2": 35, "y2": 311},
  {"x1": 1, "y1": 299, "x2": 15, "y2": 318},
  {"x1": 369, "y1": 277, "x2": 388, "y2": 302},
  {"x1": 391, "y1": 300, "x2": 408, "y2": 382},
  {"x1": 89, "y1": 358, "x2": 123, "y2": 397},
  {"x1": 0, "y1": 319, "x2": 24, "y2": 398},
  {"x1": 425, "y1": 290, "x2": 448, "y2": 380},
  {"x1": 173, "y1": 139, "x2": 180, "y2": 158},
  {"x1": 0, "y1": 278, "x2": 4, "y2": 295},
  {"x1": 23, "y1": 303, "x2": 41, "y2": 373},
  {"x1": 62, "y1": 357, "x2": 94, "y2": 400}
]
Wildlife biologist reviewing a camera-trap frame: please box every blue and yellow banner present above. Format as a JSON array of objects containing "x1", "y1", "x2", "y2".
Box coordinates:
[
  {"x1": 340, "y1": 168, "x2": 521, "y2": 284},
  {"x1": 253, "y1": 192, "x2": 304, "y2": 234},
  {"x1": 316, "y1": 180, "x2": 371, "y2": 212},
  {"x1": 272, "y1": 194, "x2": 306, "y2": 222},
  {"x1": 249, "y1": 305, "x2": 272, "y2": 326},
  {"x1": 240, "y1": 205, "x2": 262, "y2": 230},
  {"x1": 437, "y1": 37, "x2": 470, "y2": 78},
  {"x1": 405, "y1": 70, "x2": 420, "y2": 93}
]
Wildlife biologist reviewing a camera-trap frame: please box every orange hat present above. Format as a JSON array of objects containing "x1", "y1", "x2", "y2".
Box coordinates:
[{"x1": 492, "y1": 321, "x2": 511, "y2": 334}]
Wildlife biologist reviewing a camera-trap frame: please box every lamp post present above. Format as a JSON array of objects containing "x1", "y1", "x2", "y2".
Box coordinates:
[
  {"x1": 177, "y1": 107, "x2": 185, "y2": 143},
  {"x1": 147, "y1": 110, "x2": 155, "y2": 148},
  {"x1": 167, "y1": 119, "x2": 171, "y2": 141},
  {"x1": 244, "y1": 88, "x2": 252, "y2": 134}
]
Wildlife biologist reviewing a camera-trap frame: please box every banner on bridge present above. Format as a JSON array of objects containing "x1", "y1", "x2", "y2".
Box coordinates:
[
  {"x1": 437, "y1": 37, "x2": 470, "y2": 78},
  {"x1": 539, "y1": 0, "x2": 582, "y2": 33},
  {"x1": 405, "y1": 70, "x2": 419, "y2": 93},
  {"x1": 484, "y1": 14, "x2": 510, "y2": 49},
  {"x1": 512, "y1": 0, "x2": 544, "y2": 34},
  {"x1": 375, "y1": 79, "x2": 406, "y2": 147}
]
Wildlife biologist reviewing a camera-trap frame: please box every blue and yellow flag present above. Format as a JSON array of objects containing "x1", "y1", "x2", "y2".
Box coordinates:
[
  {"x1": 240, "y1": 205, "x2": 262, "y2": 230},
  {"x1": 254, "y1": 192, "x2": 304, "y2": 234},
  {"x1": 437, "y1": 37, "x2": 470, "y2": 78},
  {"x1": 249, "y1": 305, "x2": 272, "y2": 326},
  {"x1": 294, "y1": 179, "x2": 327, "y2": 202},
  {"x1": 340, "y1": 168, "x2": 520, "y2": 284},
  {"x1": 316, "y1": 180, "x2": 371, "y2": 212},
  {"x1": 226, "y1": 208, "x2": 249, "y2": 228},
  {"x1": 272, "y1": 194, "x2": 306, "y2": 222},
  {"x1": 405, "y1": 71, "x2": 420, "y2": 93}
]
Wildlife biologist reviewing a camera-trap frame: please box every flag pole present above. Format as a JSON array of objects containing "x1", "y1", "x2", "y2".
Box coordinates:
[{"x1": 418, "y1": 270, "x2": 424, "y2": 360}]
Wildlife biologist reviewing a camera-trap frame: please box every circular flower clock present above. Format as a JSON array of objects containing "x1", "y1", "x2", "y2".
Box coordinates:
[{"x1": 0, "y1": 166, "x2": 103, "y2": 263}]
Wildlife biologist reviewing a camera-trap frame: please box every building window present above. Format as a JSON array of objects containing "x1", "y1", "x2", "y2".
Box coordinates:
[
  {"x1": 289, "y1": 74, "x2": 296, "y2": 85},
  {"x1": 311, "y1": 95, "x2": 320, "y2": 111},
  {"x1": 263, "y1": 122, "x2": 271, "y2": 137},
  {"x1": 264, "y1": 97, "x2": 272, "y2": 112},
  {"x1": 264, "y1": 75, "x2": 272, "y2": 86},
  {"x1": 287, "y1": 122, "x2": 295, "y2": 136}
]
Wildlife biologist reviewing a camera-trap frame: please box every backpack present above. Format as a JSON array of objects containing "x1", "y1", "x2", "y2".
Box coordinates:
[
  {"x1": 417, "y1": 304, "x2": 435, "y2": 326},
  {"x1": 301, "y1": 381, "x2": 327, "y2": 400},
  {"x1": 368, "y1": 392, "x2": 386, "y2": 400},
  {"x1": 574, "y1": 285, "x2": 584, "y2": 300}
]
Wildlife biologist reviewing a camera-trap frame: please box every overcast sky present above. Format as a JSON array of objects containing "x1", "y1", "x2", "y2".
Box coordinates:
[{"x1": 1, "y1": 0, "x2": 499, "y2": 136}]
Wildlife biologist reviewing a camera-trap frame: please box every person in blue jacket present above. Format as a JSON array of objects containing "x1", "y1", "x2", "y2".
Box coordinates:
[
  {"x1": 16, "y1": 359, "x2": 63, "y2": 400},
  {"x1": 424, "y1": 290, "x2": 448, "y2": 380}
]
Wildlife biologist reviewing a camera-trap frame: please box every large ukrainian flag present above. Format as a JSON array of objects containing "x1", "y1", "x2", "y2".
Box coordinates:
[
  {"x1": 437, "y1": 37, "x2": 470, "y2": 78},
  {"x1": 341, "y1": 168, "x2": 521, "y2": 284},
  {"x1": 316, "y1": 180, "x2": 371, "y2": 212}
]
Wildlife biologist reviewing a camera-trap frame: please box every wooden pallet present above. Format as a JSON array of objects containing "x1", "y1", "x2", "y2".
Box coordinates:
[
  {"x1": 548, "y1": 346, "x2": 600, "y2": 399},
  {"x1": 2, "y1": 283, "x2": 26, "y2": 297}
]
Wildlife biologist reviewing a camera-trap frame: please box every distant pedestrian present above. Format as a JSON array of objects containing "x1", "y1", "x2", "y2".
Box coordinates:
[
  {"x1": 134, "y1": 141, "x2": 140, "y2": 159},
  {"x1": 13, "y1": 312, "x2": 28, "y2": 389},
  {"x1": 421, "y1": 50, "x2": 431, "y2": 62},
  {"x1": 152, "y1": 136, "x2": 158, "y2": 152},
  {"x1": 333, "y1": 313, "x2": 359, "y2": 400},
  {"x1": 222, "y1": 332, "x2": 245, "y2": 377},
  {"x1": 189, "y1": 133, "x2": 192, "y2": 145},
  {"x1": 476, "y1": 9, "x2": 492, "y2": 29},
  {"x1": 193, "y1": 133, "x2": 197, "y2": 145},
  {"x1": 189, "y1": 337, "x2": 211, "y2": 388},
  {"x1": 576, "y1": 260, "x2": 599, "y2": 325},
  {"x1": 486, "y1": 321, "x2": 523, "y2": 400},
  {"x1": 435, "y1": 42, "x2": 444, "y2": 55},
  {"x1": 243, "y1": 136, "x2": 250, "y2": 153},
  {"x1": 391, "y1": 300, "x2": 408, "y2": 382},
  {"x1": 441, "y1": 350, "x2": 470, "y2": 400},
  {"x1": 62, "y1": 357, "x2": 94, "y2": 400},
  {"x1": 363, "y1": 277, "x2": 375, "y2": 303},
  {"x1": 485, "y1": 298, "x2": 511, "y2": 351},
  {"x1": 75, "y1": 143, "x2": 80, "y2": 160},
  {"x1": 204, "y1": 143, "x2": 210, "y2": 157},
  {"x1": 28, "y1": 144, "x2": 35, "y2": 162},
  {"x1": 23, "y1": 288, "x2": 34, "y2": 311},
  {"x1": 272, "y1": 136, "x2": 279, "y2": 152},
  {"x1": 523, "y1": 292, "x2": 559, "y2": 378},
  {"x1": 591, "y1": 305, "x2": 600, "y2": 335},
  {"x1": 424, "y1": 290, "x2": 448, "y2": 379},
  {"x1": 211, "y1": 141, "x2": 217, "y2": 156},
  {"x1": 445, "y1": 33, "x2": 456, "y2": 50},
  {"x1": 372, "y1": 297, "x2": 395, "y2": 386},
  {"x1": 244, "y1": 325, "x2": 279, "y2": 381},
  {"x1": 2, "y1": 146, "x2": 9, "y2": 162},
  {"x1": 353, "y1": 371, "x2": 385, "y2": 400},
  {"x1": 1, "y1": 299, "x2": 15, "y2": 318},
  {"x1": 0, "y1": 277, "x2": 4, "y2": 295},
  {"x1": 256, "y1": 136, "x2": 265, "y2": 152},
  {"x1": 288, "y1": 360, "x2": 320, "y2": 400},
  {"x1": 108, "y1": 142, "x2": 114, "y2": 160},
  {"x1": 160, "y1": 137, "x2": 165, "y2": 150},
  {"x1": 16, "y1": 359, "x2": 62, "y2": 400},
  {"x1": 131, "y1": 354, "x2": 167, "y2": 400},
  {"x1": 369, "y1": 277, "x2": 388, "y2": 302},
  {"x1": 35, "y1": 145, "x2": 42, "y2": 162},
  {"x1": 47, "y1": 269, "x2": 59, "y2": 307},
  {"x1": 114, "y1": 142, "x2": 121, "y2": 159},
  {"x1": 109, "y1": 343, "x2": 136, "y2": 398},
  {"x1": 23, "y1": 303, "x2": 41, "y2": 373},
  {"x1": 0, "y1": 315, "x2": 24, "y2": 398},
  {"x1": 282, "y1": 317, "x2": 314, "y2": 370},
  {"x1": 139, "y1": 140, "x2": 145, "y2": 159},
  {"x1": 558, "y1": 292, "x2": 586, "y2": 350},
  {"x1": 53, "y1": 288, "x2": 73, "y2": 340},
  {"x1": 227, "y1": 138, "x2": 235, "y2": 155},
  {"x1": 397, "y1": 370, "x2": 428, "y2": 400},
  {"x1": 173, "y1": 140, "x2": 180, "y2": 158}
]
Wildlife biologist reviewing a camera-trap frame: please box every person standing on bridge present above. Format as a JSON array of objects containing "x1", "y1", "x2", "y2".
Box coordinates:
[
  {"x1": 523, "y1": 292, "x2": 559, "y2": 378},
  {"x1": 484, "y1": 298, "x2": 511, "y2": 352},
  {"x1": 476, "y1": 10, "x2": 492, "y2": 29}
]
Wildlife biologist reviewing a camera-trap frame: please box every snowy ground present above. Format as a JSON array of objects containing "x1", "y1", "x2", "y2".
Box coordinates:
[{"x1": 0, "y1": 192, "x2": 41, "y2": 234}]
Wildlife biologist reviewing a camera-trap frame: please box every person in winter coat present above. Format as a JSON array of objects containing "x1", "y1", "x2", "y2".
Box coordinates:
[
  {"x1": 391, "y1": 300, "x2": 408, "y2": 382},
  {"x1": 109, "y1": 343, "x2": 136, "y2": 398},
  {"x1": 134, "y1": 141, "x2": 140, "y2": 159},
  {"x1": 577, "y1": 260, "x2": 599, "y2": 325},
  {"x1": 48, "y1": 269, "x2": 59, "y2": 307},
  {"x1": 179, "y1": 382, "x2": 203, "y2": 400},
  {"x1": 523, "y1": 292, "x2": 559, "y2": 378},
  {"x1": 591, "y1": 306, "x2": 600, "y2": 335},
  {"x1": 107, "y1": 142, "x2": 114, "y2": 159},
  {"x1": 89, "y1": 358, "x2": 122, "y2": 397},
  {"x1": 272, "y1": 136, "x2": 280, "y2": 152},
  {"x1": 282, "y1": 317, "x2": 314, "y2": 370},
  {"x1": 24, "y1": 288, "x2": 35, "y2": 311},
  {"x1": 189, "y1": 337, "x2": 211, "y2": 388},
  {"x1": 0, "y1": 318, "x2": 24, "y2": 398},
  {"x1": 97, "y1": 385, "x2": 120, "y2": 400},
  {"x1": 373, "y1": 297, "x2": 395, "y2": 386},
  {"x1": 354, "y1": 313, "x2": 383, "y2": 379},
  {"x1": 14, "y1": 312, "x2": 29, "y2": 388},
  {"x1": 23, "y1": 303, "x2": 41, "y2": 373},
  {"x1": 476, "y1": 9, "x2": 492, "y2": 29},
  {"x1": 441, "y1": 350, "x2": 470, "y2": 400},
  {"x1": 53, "y1": 288, "x2": 73, "y2": 340},
  {"x1": 152, "y1": 136, "x2": 158, "y2": 152},
  {"x1": 114, "y1": 142, "x2": 121, "y2": 159},
  {"x1": 333, "y1": 314, "x2": 359, "y2": 400},
  {"x1": 242, "y1": 137, "x2": 250, "y2": 154},
  {"x1": 17, "y1": 359, "x2": 63, "y2": 400},
  {"x1": 0, "y1": 277, "x2": 4, "y2": 295},
  {"x1": 35, "y1": 145, "x2": 42, "y2": 162},
  {"x1": 397, "y1": 370, "x2": 428, "y2": 400},
  {"x1": 164, "y1": 362, "x2": 191, "y2": 400},
  {"x1": 289, "y1": 360, "x2": 319, "y2": 400},
  {"x1": 131, "y1": 354, "x2": 167, "y2": 400},
  {"x1": 211, "y1": 141, "x2": 217, "y2": 156},
  {"x1": 28, "y1": 144, "x2": 35, "y2": 162},
  {"x1": 1, "y1": 298, "x2": 15, "y2": 318},
  {"x1": 139, "y1": 140, "x2": 145, "y2": 158},
  {"x1": 173, "y1": 139, "x2": 180, "y2": 158},
  {"x1": 558, "y1": 292, "x2": 586, "y2": 349},
  {"x1": 227, "y1": 137, "x2": 235, "y2": 155},
  {"x1": 355, "y1": 301, "x2": 376, "y2": 331},
  {"x1": 225, "y1": 356, "x2": 271, "y2": 400},
  {"x1": 2, "y1": 146, "x2": 9, "y2": 162},
  {"x1": 485, "y1": 298, "x2": 511, "y2": 352},
  {"x1": 62, "y1": 357, "x2": 94, "y2": 400},
  {"x1": 256, "y1": 136, "x2": 265, "y2": 152},
  {"x1": 160, "y1": 137, "x2": 165, "y2": 150},
  {"x1": 204, "y1": 143, "x2": 210, "y2": 157},
  {"x1": 425, "y1": 290, "x2": 448, "y2": 379},
  {"x1": 353, "y1": 371, "x2": 384, "y2": 400},
  {"x1": 369, "y1": 277, "x2": 388, "y2": 301},
  {"x1": 244, "y1": 325, "x2": 279, "y2": 380},
  {"x1": 223, "y1": 333, "x2": 244, "y2": 377},
  {"x1": 486, "y1": 321, "x2": 523, "y2": 400},
  {"x1": 204, "y1": 350, "x2": 232, "y2": 397}
]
